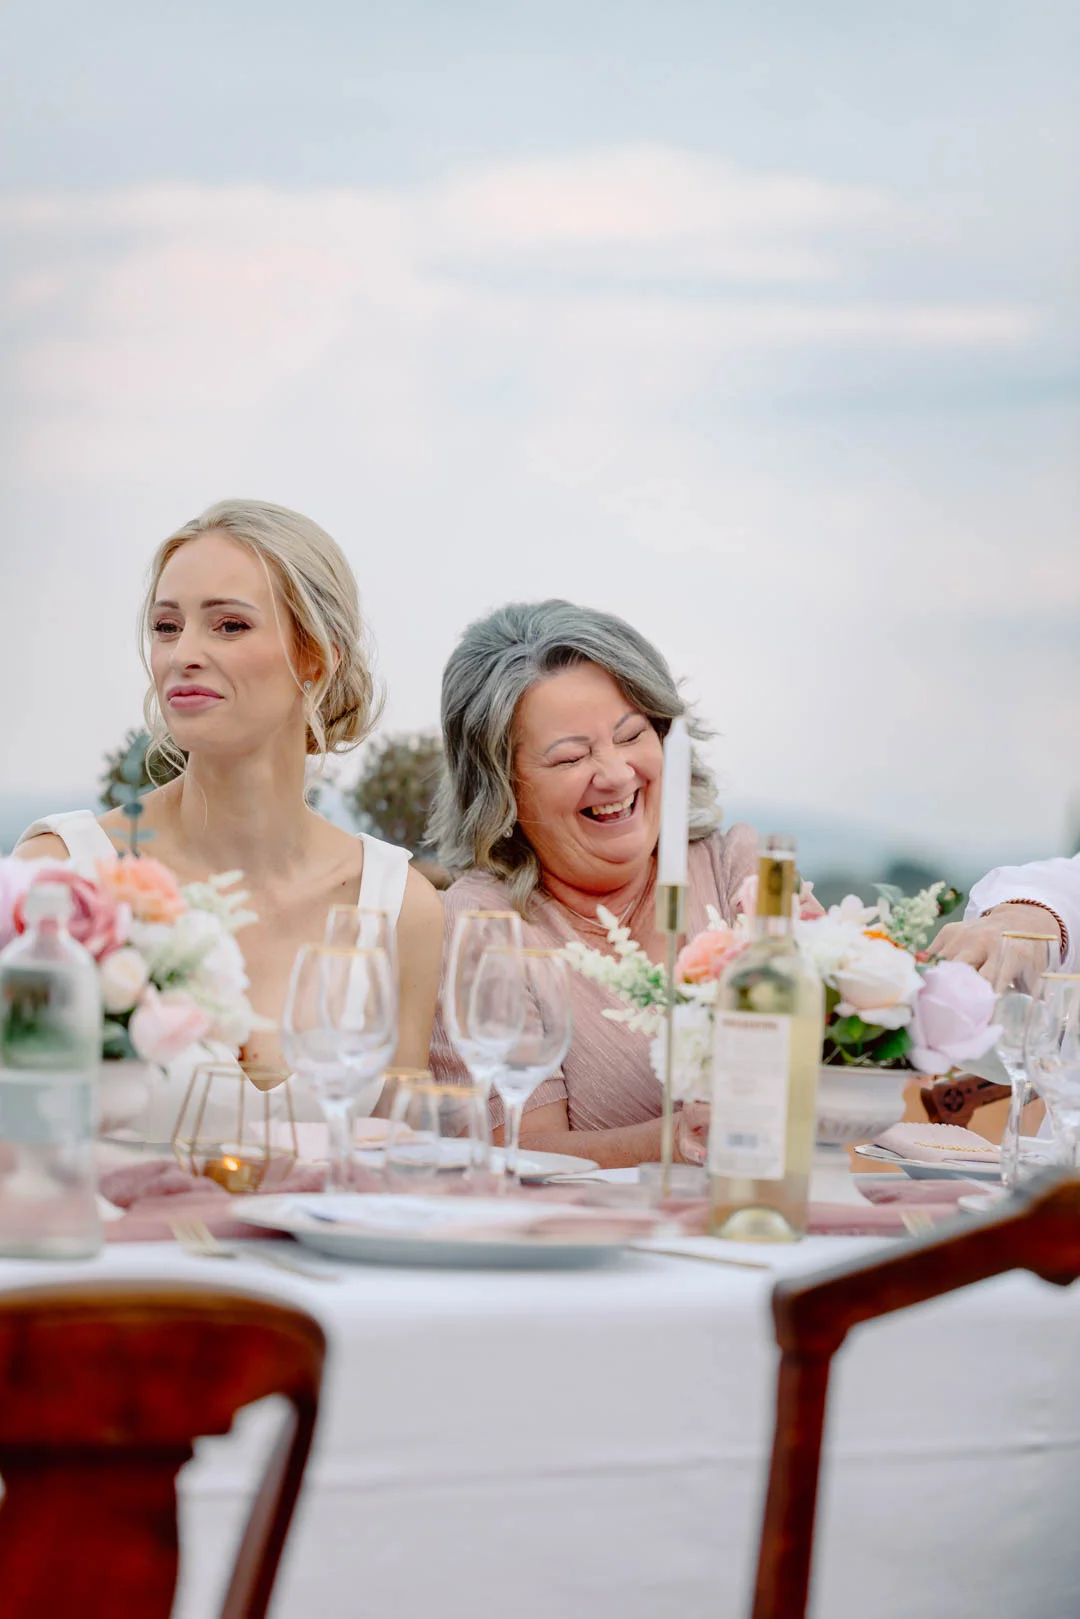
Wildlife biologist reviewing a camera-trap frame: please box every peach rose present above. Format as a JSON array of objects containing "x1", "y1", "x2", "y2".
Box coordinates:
[
  {"x1": 16, "y1": 868, "x2": 127, "y2": 960},
  {"x1": 96, "y1": 855, "x2": 185, "y2": 924},
  {"x1": 676, "y1": 926, "x2": 747, "y2": 984}
]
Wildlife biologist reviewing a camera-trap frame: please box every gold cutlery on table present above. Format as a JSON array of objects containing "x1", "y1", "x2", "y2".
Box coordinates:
[{"x1": 169, "y1": 1218, "x2": 341, "y2": 1281}]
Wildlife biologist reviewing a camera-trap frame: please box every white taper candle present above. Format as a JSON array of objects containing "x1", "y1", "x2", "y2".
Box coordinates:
[{"x1": 657, "y1": 717, "x2": 691, "y2": 888}]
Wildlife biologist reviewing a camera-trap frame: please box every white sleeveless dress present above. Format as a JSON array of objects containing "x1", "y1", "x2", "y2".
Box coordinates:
[{"x1": 15, "y1": 810, "x2": 411, "y2": 1136}]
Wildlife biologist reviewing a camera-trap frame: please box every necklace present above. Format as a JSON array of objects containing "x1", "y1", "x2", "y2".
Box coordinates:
[{"x1": 544, "y1": 872, "x2": 651, "y2": 934}]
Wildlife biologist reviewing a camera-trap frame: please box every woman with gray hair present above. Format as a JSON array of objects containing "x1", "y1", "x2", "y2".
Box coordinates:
[{"x1": 429, "y1": 599, "x2": 759, "y2": 1167}]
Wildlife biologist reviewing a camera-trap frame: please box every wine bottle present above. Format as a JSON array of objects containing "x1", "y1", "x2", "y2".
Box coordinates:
[{"x1": 708, "y1": 835, "x2": 824, "y2": 1241}]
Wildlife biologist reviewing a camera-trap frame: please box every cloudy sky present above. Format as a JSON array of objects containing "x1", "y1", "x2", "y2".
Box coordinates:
[{"x1": 1, "y1": 0, "x2": 1078, "y2": 873}]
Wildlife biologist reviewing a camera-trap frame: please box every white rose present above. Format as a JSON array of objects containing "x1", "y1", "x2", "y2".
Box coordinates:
[
  {"x1": 649, "y1": 1001, "x2": 714, "y2": 1104},
  {"x1": 796, "y1": 915, "x2": 866, "y2": 979},
  {"x1": 99, "y1": 946, "x2": 150, "y2": 1014},
  {"x1": 831, "y1": 937, "x2": 923, "y2": 1029},
  {"x1": 190, "y1": 932, "x2": 249, "y2": 1005}
]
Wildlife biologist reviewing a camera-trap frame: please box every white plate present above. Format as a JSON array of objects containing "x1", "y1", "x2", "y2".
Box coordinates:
[
  {"x1": 357, "y1": 1143, "x2": 599, "y2": 1179},
  {"x1": 237, "y1": 1193, "x2": 631, "y2": 1269},
  {"x1": 853, "y1": 1144, "x2": 1002, "y2": 1182}
]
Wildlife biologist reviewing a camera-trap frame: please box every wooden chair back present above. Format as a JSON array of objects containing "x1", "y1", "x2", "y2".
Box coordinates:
[
  {"x1": 920, "y1": 1071, "x2": 1010, "y2": 1126},
  {"x1": 0, "y1": 1280, "x2": 326, "y2": 1619},
  {"x1": 751, "y1": 1173, "x2": 1080, "y2": 1619}
]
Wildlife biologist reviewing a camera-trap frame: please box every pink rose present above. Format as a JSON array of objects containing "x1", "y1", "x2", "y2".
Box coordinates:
[
  {"x1": 0, "y1": 858, "x2": 39, "y2": 949},
  {"x1": 735, "y1": 873, "x2": 758, "y2": 920},
  {"x1": 908, "y1": 961, "x2": 1001, "y2": 1076},
  {"x1": 16, "y1": 868, "x2": 128, "y2": 960},
  {"x1": 129, "y1": 986, "x2": 211, "y2": 1065},
  {"x1": 797, "y1": 881, "x2": 825, "y2": 920},
  {"x1": 676, "y1": 926, "x2": 747, "y2": 984}
]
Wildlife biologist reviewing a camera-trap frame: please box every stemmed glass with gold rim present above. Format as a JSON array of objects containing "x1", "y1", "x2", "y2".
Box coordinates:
[
  {"x1": 1024, "y1": 972, "x2": 1080, "y2": 1168},
  {"x1": 989, "y1": 931, "x2": 1055, "y2": 1187},
  {"x1": 493, "y1": 948, "x2": 574, "y2": 1187},
  {"x1": 443, "y1": 911, "x2": 526, "y2": 1172},
  {"x1": 282, "y1": 943, "x2": 398, "y2": 1190}
]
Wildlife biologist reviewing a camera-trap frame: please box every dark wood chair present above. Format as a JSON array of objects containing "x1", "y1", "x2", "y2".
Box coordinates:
[
  {"x1": 751, "y1": 1173, "x2": 1080, "y2": 1619},
  {"x1": 920, "y1": 1071, "x2": 1010, "y2": 1126},
  {"x1": 0, "y1": 1280, "x2": 326, "y2": 1619}
]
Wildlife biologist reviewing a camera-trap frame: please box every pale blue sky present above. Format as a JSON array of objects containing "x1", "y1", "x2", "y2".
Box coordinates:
[{"x1": 1, "y1": 0, "x2": 1078, "y2": 874}]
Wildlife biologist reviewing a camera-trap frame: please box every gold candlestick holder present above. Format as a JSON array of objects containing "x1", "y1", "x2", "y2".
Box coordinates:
[{"x1": 656, "y1": 881, "x2": 688, "y2": 1199}]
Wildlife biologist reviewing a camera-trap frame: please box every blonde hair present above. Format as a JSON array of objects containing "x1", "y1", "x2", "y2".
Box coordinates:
[{"x1": 140, "y1": 498, "x2": 382, "y2": 781}]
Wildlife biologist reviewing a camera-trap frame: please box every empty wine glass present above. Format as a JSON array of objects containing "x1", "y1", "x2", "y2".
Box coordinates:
[
  {"x1": 444, "y1": 911, "x2": 525, "y2": 1170},
  {"x1": 282, "y1": 944, "x2": 398, "y2": 1190},
  {"x1": 384, "y1": 1073, "x2": 486, "y2": 1189},
  {"x1": 325, "y1": 905, "x2": 397, "y2": 974},
  {"x1": 495, "y1": 949, "x2": 573, "y2": 1187},
  {"x1": 989, "y1": 931, "x2": 1054, "y2": 1187},
  {"x1": 1024, "y1": 973, "x2": 1080, "y2": 1168}
]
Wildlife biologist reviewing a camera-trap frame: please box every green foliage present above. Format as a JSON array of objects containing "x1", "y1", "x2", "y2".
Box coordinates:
[
  {"x1": 344, "y1": 732, "x2": 444, "y2": 854},
  {"x1": 99, "y1": 729, "x2": 182, "y2": 857},
  {"x1": 823, "y1": 1016, "x2": 912, "y2": 1069}
]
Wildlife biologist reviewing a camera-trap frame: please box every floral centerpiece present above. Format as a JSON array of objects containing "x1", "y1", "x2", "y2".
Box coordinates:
[
  {"x1": 0, "y1": 853, "x2": 258, "y2": 1068},
  {"x1": 563, "y1": 878, "x2": 1000, "y2": 1105}
]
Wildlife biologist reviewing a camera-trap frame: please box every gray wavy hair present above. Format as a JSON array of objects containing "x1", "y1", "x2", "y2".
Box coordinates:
[{"x1": 430, "y1": 599, "x2": 722, "y2": 913}]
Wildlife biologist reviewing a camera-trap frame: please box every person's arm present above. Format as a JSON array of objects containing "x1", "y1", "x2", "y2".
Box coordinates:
[
  {"x1": 509, "y1": 1099, "x2": 691, "y2": 1168},
  {"x1": 376, "y1": 868, "x2": 443, "y2": 1108},
  {"x1": 13, "y1": 834, "x2": 70, "y2": 862},
  {"x1": 932, "y1": 856, "x2": 1080, "y2": 976}
]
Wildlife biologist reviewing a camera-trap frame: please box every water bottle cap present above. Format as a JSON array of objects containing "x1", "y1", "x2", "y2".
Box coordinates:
[{"x1": 22, "y1": 882, "x2": 73, "y2": 925}]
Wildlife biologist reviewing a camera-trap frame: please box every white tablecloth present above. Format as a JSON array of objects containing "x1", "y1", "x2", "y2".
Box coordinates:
[{"x1": 0, "y1": 1232, "x2": 1078, "y2": 1619}]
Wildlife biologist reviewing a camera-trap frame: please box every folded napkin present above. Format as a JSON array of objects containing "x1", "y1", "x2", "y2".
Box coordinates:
[
  {"x1": 656, "y1": 1175, "x2": 973, "y2": 1238},
  {"x1": 874, "y1": 1122, "x2": 999, "y2": 1165},
  {"x1": 99, "y1": 1157, "x2": 380, "y2": 1243}
]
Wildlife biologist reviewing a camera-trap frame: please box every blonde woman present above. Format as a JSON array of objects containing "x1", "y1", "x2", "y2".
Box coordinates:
[{"x1": 16, "y1": 499, "x2": 443, "y2": 1128}]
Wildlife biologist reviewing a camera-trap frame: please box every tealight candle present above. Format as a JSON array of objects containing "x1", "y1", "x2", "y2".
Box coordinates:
[{"x1": 657, "y1": 718, "x2": 691, "y2": 888}]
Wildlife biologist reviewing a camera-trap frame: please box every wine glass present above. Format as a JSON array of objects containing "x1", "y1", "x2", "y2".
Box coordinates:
[
  {"x1": 443, "y1": 911, "x2": 525, "y2": 1170},
  {"x1": 384, "y1": 1072, "x2": 486, "y2": 1189},
  {"x1": 494, "y1": 949, "x2": 573, "y2": 1187},
  {"x1": 282, "y1": 944, "x2": 398, "y2": 1190},
  {"x1": 325, "y1": 906, "x2": 397, "y2": 973},
  {"x1": 1024, "y1": 973, "x2": 1080, "y2": 1168},
  {"x1": 989, "y1": 931, "x2": 1054, "y2": 1187}
]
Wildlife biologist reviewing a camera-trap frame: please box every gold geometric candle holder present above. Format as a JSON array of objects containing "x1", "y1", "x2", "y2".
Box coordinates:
[{"x1": 171, "y1": 1054, "x2": 299, "y2": 1195}]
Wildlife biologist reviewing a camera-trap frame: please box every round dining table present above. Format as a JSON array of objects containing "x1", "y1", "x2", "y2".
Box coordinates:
[{"x1": 1, "y1": 1204, "x2": 1078, "y2": 1619}]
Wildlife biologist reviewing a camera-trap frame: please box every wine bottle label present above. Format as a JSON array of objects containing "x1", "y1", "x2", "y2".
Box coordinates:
[{"x1": 708, "y1": 1011, "x2": 790, "y2": 1181}]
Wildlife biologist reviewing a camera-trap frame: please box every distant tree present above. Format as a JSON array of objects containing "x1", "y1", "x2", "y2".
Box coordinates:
[
  {"x1": 344, "y1": 732, "x2": 444, "y2": 856},
  {"x1": 99, "y1": 729, "x2": 183, "y2": 811}
]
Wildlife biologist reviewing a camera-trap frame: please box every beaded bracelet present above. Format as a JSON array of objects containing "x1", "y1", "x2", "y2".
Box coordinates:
[{"x1": 984, "y1": 898, "x2": 1069, "y2": 961}]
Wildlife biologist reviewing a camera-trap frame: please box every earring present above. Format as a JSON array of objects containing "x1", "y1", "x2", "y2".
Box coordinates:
[{"x1": 303, "y1": 680, "x2": 313, "y2": 691}]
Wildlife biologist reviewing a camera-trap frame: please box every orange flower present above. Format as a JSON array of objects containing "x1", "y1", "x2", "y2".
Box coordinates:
[
  {"x1": 862, "y1": 927, "x2": 905, "y2": 949},
  {"x1": 96, "y1": 855, "x2": 186, "y2": 924}
]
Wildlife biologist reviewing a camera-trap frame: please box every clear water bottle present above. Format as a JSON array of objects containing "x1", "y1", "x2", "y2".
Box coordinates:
[{"x1": 0, "y1": 881, "x2": 103, "y2": 1257}]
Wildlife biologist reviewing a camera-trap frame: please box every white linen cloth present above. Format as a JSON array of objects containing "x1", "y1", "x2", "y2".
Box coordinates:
[
  {"x1": 967, "y1": 852, "x2": 1080, "y2": 970},
  {"x1": 1, "y1": 1237, "x2": 1078, "y2": 1619}
]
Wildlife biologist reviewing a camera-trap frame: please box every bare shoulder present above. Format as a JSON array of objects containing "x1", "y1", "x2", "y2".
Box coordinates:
[
  {"x1": 399, "y1": 864, "x2": 444, "y2": 934},
  {"x1": 13, "y1": 833, "x2": 71, "y2": 862}
]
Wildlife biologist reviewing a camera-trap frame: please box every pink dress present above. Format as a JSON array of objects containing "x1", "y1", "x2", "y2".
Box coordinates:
[{"x1": 430, "y1": 826, "x2": 757, "y2": 1131}]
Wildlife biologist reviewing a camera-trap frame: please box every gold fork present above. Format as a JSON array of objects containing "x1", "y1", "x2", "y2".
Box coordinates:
[{"x1": 169, "y1": 1218, "x2": 340, "y2": 1281}]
